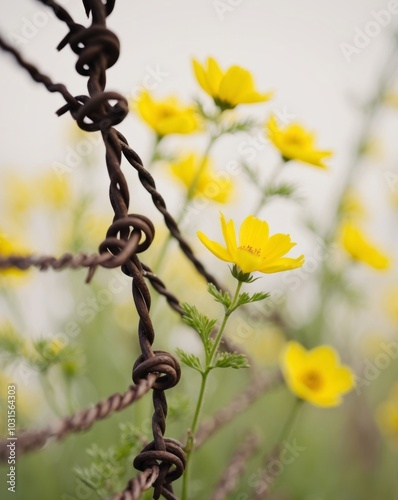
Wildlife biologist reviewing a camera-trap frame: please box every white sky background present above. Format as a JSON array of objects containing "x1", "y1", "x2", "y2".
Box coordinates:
[
  {"x1": 0, "y1": 0, "x2": 396, "y2": 218},
  {"x1": 0, "y1": 0, "x2": 397, "y2": 333}
]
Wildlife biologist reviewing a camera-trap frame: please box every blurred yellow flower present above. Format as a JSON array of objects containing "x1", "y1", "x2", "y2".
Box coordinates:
[
  {"x1": 192, "y1": 57, "x2": 272, "y2": 110},
  {"x1": 244, "y1": 327, "x2": 286, "y2": 366},
  {"x1": 36, "y1": 172, "x2": 71, "y2": 209},
  {"x1": 171, "y1": 153, "x2": 233, "y2": 203},
  {"x1": 281, "y1": 341, "x2": 355, "y2": 407},
  {"x1": 3, "y1": 173, "x2": 33, "y2": 213},
  {"x1": 134, "y1": 91, "x2": 200, "y2": 136},
  {"x1": 3, "y1": 172, "x2": 71, "y2": 212},
  {"x1": 383, "y1": 288, "x2": 398, "y2": 324},
  {"x1": 0, "y1": 232, "x2": 30, "y2": 279},
  {"x1": 384, "y1": 92, "x2": 398, "y2": 108},
  {"x1": 340, "y1": 222, "x2": 390, "y2": 270},
  {"x1": 197, "y1": 213, "x2": 304, "y2": 274},
  {"x1": 266, "y1": 115, "x2": 332, "y2": 168},
  {"x1": 377, "y1": 383, "x2": 398, "y2": 445},
  {"x1": 340, "y1": 192, "x2": 367, "y2": 221}
]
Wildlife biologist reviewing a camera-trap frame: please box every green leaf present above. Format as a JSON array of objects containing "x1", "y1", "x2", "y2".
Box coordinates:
[
  {"x1": 240, "y1": 161, "x2": 259, "y2": 184},
  {"x1": 220, "y1": 118, "x2": 258, "y2": 135},
  {"x1": 213, "y1": 352, "x2": 250, "y2": 370},
  {"x1": 231, "y1": 291, "x2": 270, "y2": 312},
  {"x1": 208, "y1": 283, "x2": 231, "y2": 309},
  {"x1": 176, "y1": 348, "x2": 203, "y2": 372},
  {"x1": 263, "y1": 182, "x2": 301, "y2": 201},
  {"x1": 230, "y1": 264, "x2": 258, "y2": 283},
  {"x1": 181, "y1": 303, "x2": 217, "y2": 343}
]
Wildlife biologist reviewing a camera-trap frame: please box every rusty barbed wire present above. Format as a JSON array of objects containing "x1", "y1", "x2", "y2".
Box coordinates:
[
  {"x1": 0, "y1": 376, "x2": 157, "y2": 461},
  {"x1": 112, "y1": 467, "x2": 161, "y2": 500},
  {"x1": 0, "y1": 1, "x2": 272, "y2": 497},
  {"x1": 0, "y1": 0, "x2": 186, "y2": 496},
  {"x1": 210, "y1": 433, "x2": 260, "y2": 500}
]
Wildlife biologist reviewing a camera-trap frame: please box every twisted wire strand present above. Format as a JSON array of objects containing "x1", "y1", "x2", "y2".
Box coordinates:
[
  {"x1": 0, "y1": 34, "x2": 79, "y2": 111},
  {"x1": 112, "y1": 467, "x2": 160, "y2": 500},
  {"x1": 1, "y1": 1, "x2": 185, "y2": 496},
  {"x1": 210, "y1": 433, "x2": 260, "y2": 500},
  {"x1": 117, "y1": 132, "x2": 225, "y2": 292},
  {"x1": 0, "y1": 376, "x2": 157, "y2": 461}
]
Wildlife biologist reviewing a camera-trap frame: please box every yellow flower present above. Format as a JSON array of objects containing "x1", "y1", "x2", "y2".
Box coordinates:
[
  {"x1": 340, "y1": 191, "x2": 367, "y2": 221},
  {"x1": 192, "y1": 57, "x2": 272, "y2": 110},
  {"x1": 134, "y1": 91, "x2": 200, "y2": 136},
  {"x1": 197, "y1": 213, "x2": 304, "y2": 274},
  {"x1": 266, "y1": 115, "x2": 332, "y2": 168},
  {"x1": 171, "y1": 153, "x2": 233, "y2": 203},
  {"x1": 0, "y1": 232, "x2": 30, "y2": 279},
  {"x1": 340, "y1": 222, "x2": 390, "y2": 270},
  {"x1": 36, "y1": 172, "x2": 71, "y2": 209},
  {"x1": 281, "y1": 341, "x2": 355, "y2": 407},
  {"x1": 383, "y1": 288, "x2": 398, "y2": 325},
  {"x1": 3, "y1": 173, "x2": 33, "y2": 213},
  {"x1": 377, "y1": 383, "x2": 398, "y2": 445}
]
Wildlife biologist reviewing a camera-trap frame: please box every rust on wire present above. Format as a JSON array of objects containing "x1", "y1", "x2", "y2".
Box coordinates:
[
  {"x1": 0, "y1": 376, "x2": 157, "y2": 460},
  {"x1": 0, "y1": 0, "x2": 188, "y2": 496}
]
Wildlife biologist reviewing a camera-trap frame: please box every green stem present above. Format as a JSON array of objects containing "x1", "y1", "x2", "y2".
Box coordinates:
[
  {"x1": 181, "y1": 279, "x2": 243, "y2": 500},
  {"x1": 151, "y1": 134, "x2": 219, "y2": 276},
  {"x1": 146, "y1": 134, "x2": 163, "y2": 169},
  {"x1": 252, "y1": 159, "x2": 287, "y2": 216},
  {"x1": 254, "y1": 398, "x2": 303, "y2": 499},
  {"x1": 273, "y1": 397, "x2": 303, "y2": 446},
  {"x1": 308, "y1": 36, "x2": 398, "y2": 344}
]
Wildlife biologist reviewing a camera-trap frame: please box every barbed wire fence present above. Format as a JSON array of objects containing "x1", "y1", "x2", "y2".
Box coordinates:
[
  {"x1": 0, "y1": 0, "x2": 280, "y2": 500},
  {"x1": 0, "y1": 1, "x2": 280, "y2": 498}
]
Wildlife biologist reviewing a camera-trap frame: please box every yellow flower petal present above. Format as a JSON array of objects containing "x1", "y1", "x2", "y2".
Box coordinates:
[
  {"x1": 171, "y1": 154, "x2": 233, "y2": 203},
  {"x1": 340, "y1": 222, "x2": 391, "y2": 270},
  {"x1": 134, "y1": 91, "x2": 199, "y2": 136},
  {"x1": 239, "y1": 215, "x2": 269, "y2": 251},
  {"x1": 266, "y1": 115, "x2": 332, "y2": 169},
  {"x1": 197, "y1": 231, "x2": 232, "y2": 263},
  {"x1": 193, "y1": 57, "x2": 272, "y2": 109}
]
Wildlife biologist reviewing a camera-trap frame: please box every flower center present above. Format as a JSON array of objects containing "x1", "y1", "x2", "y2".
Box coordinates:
[
  {"x1": 285, "y1": 132, "x2": 305, "y2": 146},
  {"x1": 158, "y1": 106, "x2": 176, "y2": 119},
  {"x1": 301, "y1": 370, "x2": 323, "y2": 391},
  {"x1": 239, "y1": 245, "x2": 262, "y2": 257}
]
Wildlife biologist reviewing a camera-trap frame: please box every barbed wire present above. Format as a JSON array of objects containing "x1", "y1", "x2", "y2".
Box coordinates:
[
  {"x1": 0, "y1": 375, "x2": 157, "y2": 461},
  {"x1": 0, "y1": 1, "x2": 269, "y2": 497},
  {"x1": 0, "y1": 0, "x2": 185, "y2": 496}
]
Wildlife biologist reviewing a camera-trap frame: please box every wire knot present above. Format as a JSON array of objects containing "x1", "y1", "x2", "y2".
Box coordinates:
[
  {"x1": 132, "y1": 351, "x2": 181, "y2": 391},
  {"x1": 133, "y1": 438, "x2": 186, "y2": 498}
]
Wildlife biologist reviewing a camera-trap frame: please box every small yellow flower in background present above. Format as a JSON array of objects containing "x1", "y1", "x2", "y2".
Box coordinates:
[
  {"x1": 3, "y1": 173, "x2": 33, "y2": 214},
  {"x1": 340, "y1": 191, "x2": 367, "y2": 221},
  {"x1": 340, "y1": 222, "x2": 391, "y2": 270},
  {"x1": 192, "y1": 57, "x2": 273, "y2": 110},
  {"x1": 384, "y1": 91, "x2": 398, "y2": 107},
  {"x1": 36, "y1": 172, "x2": 71, "y2": 208},
  {"x1": 281, "y1": 341, "x2": 355, "y2": 407},
  {"x1": 377, "y1": 383, "x2": 398, "y2": 445},
  {"x1": 197, "y1": 213, "x2": 304, "y2": 274},
  {"x1": 133, "y1": 91, "x2": 200, "y2": 137},
  {"x1": 171, "y1": 153, "x2": 233, "y2": 203},
  {"x1": 242, "y1": 326, "x2": 286, "y2": 366},
  {"x1": 383, "y1": 288, "x2": 398, "y2": 325},
  {"x1": 266, "y1": 115, "x2": 332, "y2": 169},
  {"x1": 0, "y1": 232, "x2": 30, "y2": 279},
  {"x1": 3, "y1": 172, "x2": 71, "y2": 212}
]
